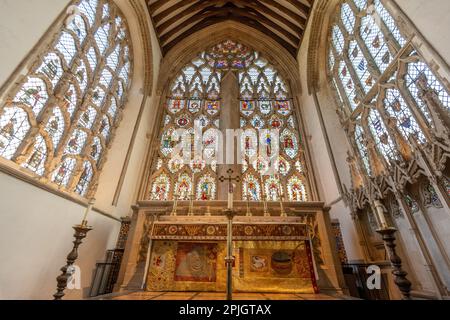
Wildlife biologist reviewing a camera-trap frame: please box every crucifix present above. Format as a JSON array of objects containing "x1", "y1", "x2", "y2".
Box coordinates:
[
  {"x1": 219, "y1": 168, "x2": 241, "y2": 210},
  {"x1": 219, "y1": 168, "x2": 240, "y2": 300}
]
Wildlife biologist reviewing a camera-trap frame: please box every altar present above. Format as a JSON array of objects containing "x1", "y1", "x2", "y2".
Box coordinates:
[{"x1": 115, "y1": 201, "x2": 347, "y2": 295}]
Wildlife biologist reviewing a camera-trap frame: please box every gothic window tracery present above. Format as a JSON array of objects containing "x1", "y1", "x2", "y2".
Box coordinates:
[
  {"x1": 148, "y1": 40, "x2": 310, "y2": 202},
  {"x1": 0, "y1": 0, "x2": 132, "y2": 198},
  {"x1": 328, "y1": 0, "x2": 450, "y2": 179}
]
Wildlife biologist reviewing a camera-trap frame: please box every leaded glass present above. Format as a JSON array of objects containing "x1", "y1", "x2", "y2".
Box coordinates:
[
  {"x1": 368, "y1": 109, "x2": 398, "y2": 161},
  {"x1": 150, "y1": 173, "x2": 170, "y2": 201},
  {"x1": 327, "y1": 0, "x2": 450, "y2": 178},
  {"x1": 341, "y1": 3, "x2": 356, "y2": 34},
  {"x1": 287, "y1": 176, "x2": 308, "y2": 201},
  {"x1": 355, "y1": 124, "x2": 372, "y2": 175},
  {"x1": 384, "y1": 88, "x2": 426, "y2": 143},
  {"x1": 243, "y1": 174, "x2": 261, "y2": 201},
  {"x1": 0, "y1": 0, "x2": 132, "y2": 198},
  {"x1": 148, "y1": 40, "x2": 310, "y2": 202},
  {"x1": 196, "y1": 174, "x2": 216, "y2": 200}
]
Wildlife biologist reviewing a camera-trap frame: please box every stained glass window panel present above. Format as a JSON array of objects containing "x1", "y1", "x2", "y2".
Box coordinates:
[
  {"x1": 368, "y1": 109, "x2": 398, "y2": 161},
  {"x1": 384, "y1": 88, "x2": 426, "y2": 143}
]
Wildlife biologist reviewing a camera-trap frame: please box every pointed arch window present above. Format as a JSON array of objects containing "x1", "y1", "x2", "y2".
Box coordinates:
[
  {"x1": 147, "y1": 40, "x2": 311, "y2": 202},
  {"x1": 0, "y1": 0, "x2": 132, "y2": 198},
  {"x1": 328, "y1": 0, "x2": 449, "y2": 177}
]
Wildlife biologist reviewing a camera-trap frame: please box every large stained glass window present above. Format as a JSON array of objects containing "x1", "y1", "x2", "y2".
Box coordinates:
[
  {"x1": 328, "y1": 0, "x2": 450, "y2": 176},
  {"x1": 0, "y1": 0, "x2": 132, "y2": 198},
  {"x1": 148, "y1": 40, "x2": 310, "y2": 202}
]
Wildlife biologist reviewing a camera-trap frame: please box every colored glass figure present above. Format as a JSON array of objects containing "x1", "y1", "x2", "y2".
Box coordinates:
[
  {"x1": 0, "y1": 118, "x2": 16, "y2": 147},
  {"x1": 161, "y1": 129, "x2": 176, "y2": 156},
  {"x1": 243, "y1": 175, "x2": 261, "y2": 201},
  {"x1": 251, "y1": 115, "x2": 264, "y2": 129},
  {"x1": 205, "y1": 101, "x2": 219, "y2": 115},
  {"x1": 287, "y1": 176, "x2": 307, "y2": 201},
  {"x1": 265, "y1": 176, "x2": 281, "y2": 201},
  {"x1": 275, "y1": 101, "x2": 291, "y2": 116},
  {"x1": 53, "y1": 157, "x2": 76, "y2": 187},
  {"x1": 276, "y1": 156, "x2": 291, "y2": 176},
  {"x1": 197, "y1": 175, "x2": 216, "y2": 200},
  {"x1": 175, "y1": 174, "x2": 191, "y2": 200},
  {"x1": 240, "y1": 100, "x2": 255, "y2": 116},
  {"x1": 242, "y1": 129, "x2": 258, "y2": 158},
  {"x1": 270, "y1": 115, "x2": 283, "y2": 129},
  {"x1": 48, "y1": 117, "x2": 59, "y2": 136},
  {"x1": 168, "y1": 157, "x2": 183, "y2": 173},
  {"x1": 423, "y1": 184, "x2": 443, "y2": 208},
  {"x1": 28, "y1": 144, "x2": 45, "y2": 171},
  {"x1": 265, "y1": 132, "x2": 272, "y2": 157},
  {"x1": 190, "y1": 157, "x2": 206, "y2": 173},
  {"x1": 404, "y1": 194, "x2": 419, "y2": 214},
  {"x1": 195, "y1": 115, "x2": 209, "y2": 129},
  {"x1": 281, "y1": 129, "x2": 298, "y2": 159},
  {"x1": 168, "y1": 99, "x2": 185, "y2": 114},
  {"x1": 258, "y1": 100, "x2": 272, "y2": 115},
  {"x1": 90, "y1": 142, "x2": 98, "y2": 158},
  {"x1": 176, "y1": 115, "x2": 189, "y2": 127},
  {"x1": 205, "y1": 40, "x2": 255, "y2": 70},
  {"x1": 151, "y1": 174, "x2": 170, "y2": 201},
  {"x1": 368, "y1": 109, "x2": 398, "y2": 161},
  {"x1": 188, "y1": 100, "x2": 201, "y2": 113}
]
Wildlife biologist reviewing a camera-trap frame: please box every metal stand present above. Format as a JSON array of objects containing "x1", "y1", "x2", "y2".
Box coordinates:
[
  {"x1": 376, "y1": 227, "x2": 412, "y2": 300},
  {"x1": 246, "y1": 194, "x2": 252, "y2": 217},
  {"x1": 262, "y1": 194, "x2": 270, "y2": 217},
  {"x1": 224, "y1": 209, "x2": 236, "y2": 301},
  {"x1": 171, "y1": 194, "x2": 178, "y2": 216},
  {"x1": 188, "y1": 194, "x2": 194, "y2": 216},
  {"x1": 53, "y1": 223, "x2": 92, "y2": 300}
]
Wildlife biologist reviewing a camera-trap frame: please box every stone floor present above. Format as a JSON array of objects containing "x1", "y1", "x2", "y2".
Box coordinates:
[{"x1": 105, "y1": 291, "x2": 344, "y2": 300}]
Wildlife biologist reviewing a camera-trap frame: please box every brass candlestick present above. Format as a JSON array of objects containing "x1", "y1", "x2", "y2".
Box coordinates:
[
  {"x1": 53, "y1": 223, "x2": 92, "y2": 300},
  {"x1": 376, "y1": 227, "x2": 412, "y2": 300},
  {"x1": 260, "y1": 174, "x2": 270, "y2": 217},
  {"x1": 275, "y1": 175, "x2": 286, "y2": 217},
  {"x1": 224, "y1": 209, "x2": 236, "y2": 300},
  {"x1": 188, "y1": 193, "x2": 194, "y2": 216},
  {"x1": 171, "y1": 193, "x2": 178, "y2": 216}
]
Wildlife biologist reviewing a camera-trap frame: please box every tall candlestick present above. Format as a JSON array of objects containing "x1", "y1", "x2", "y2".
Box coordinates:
[{"x1": 374, "y1": 200, "x2": 389, "y2": 229}]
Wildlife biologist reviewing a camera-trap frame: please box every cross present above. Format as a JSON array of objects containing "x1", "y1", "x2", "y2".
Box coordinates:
[{"x1": 219, "y1": 168, "x2": 241, "y2": 193}]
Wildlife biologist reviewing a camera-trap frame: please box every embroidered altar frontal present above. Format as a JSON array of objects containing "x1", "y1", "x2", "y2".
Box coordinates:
[{"x1": 146, "y1": 223, "x2": 318, "y2": 293}]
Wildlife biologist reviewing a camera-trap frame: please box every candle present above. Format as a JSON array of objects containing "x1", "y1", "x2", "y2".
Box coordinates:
[
  {"x1": 374, "y1": 200, "x2": 388, "y2": 229},
  {"x1": 82, "y1": 198, "x2": 95, "y2": 225},
  {"x1": 227, "y1": 183, "x2": 235, "y2": 210}
]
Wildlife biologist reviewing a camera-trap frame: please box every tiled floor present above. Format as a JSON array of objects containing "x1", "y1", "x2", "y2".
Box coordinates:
[{"x1": 109, "y1": 291, "x2": 342, "y2": 300}]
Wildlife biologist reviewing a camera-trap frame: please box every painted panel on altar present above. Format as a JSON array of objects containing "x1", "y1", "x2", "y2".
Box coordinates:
[
  {"x1": 234, "y1": 241, "x2": 318, "y2": 293},
  {"x1": 147, "y1": 241, "x2": 227, "y2": 292},
  {"x1": 174, "y1": 242, "x2": 218, "y2": 282},
  {"x1": 147, "y1": 240, "x2": 317, "y2": 293}
]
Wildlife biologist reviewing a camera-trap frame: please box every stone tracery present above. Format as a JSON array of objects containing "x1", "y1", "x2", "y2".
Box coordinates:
[{"x1": 0, "y1": 0, "x2": 132, "y2": 198}]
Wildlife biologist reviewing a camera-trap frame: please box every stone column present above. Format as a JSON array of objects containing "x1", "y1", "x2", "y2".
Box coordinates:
[{"x1": 218, "y1": 70, "x2": 242, "y2": 201}]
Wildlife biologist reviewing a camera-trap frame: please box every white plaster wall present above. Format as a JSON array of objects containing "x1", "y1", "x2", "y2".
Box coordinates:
[
  {"x1": 0, "y1": 0, "x2": 70, "y2": 86},
  {"x1": 297, "y1": 22, "x2": 364, "y2": 262},
  {"x1": 0, "y1": 171, "x2": 119, "y2": 300},
  {"x1": 0, "y1": 0, "x2": 162, "y2": 299},
  {"x1": 394, "y1": 0, "x2": 450, "y2": 66}
]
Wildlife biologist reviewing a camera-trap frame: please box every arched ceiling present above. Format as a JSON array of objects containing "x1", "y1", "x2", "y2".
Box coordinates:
[{"x1": 146, "y1": 0, "x2": 315, "y2": 57}]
